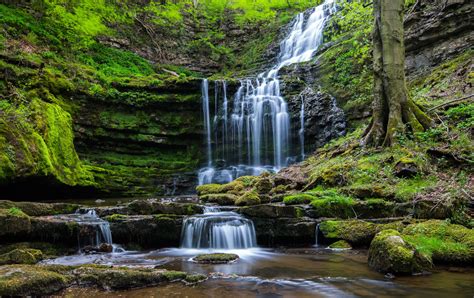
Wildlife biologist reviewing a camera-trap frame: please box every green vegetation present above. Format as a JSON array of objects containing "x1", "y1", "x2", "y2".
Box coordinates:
[{"x1": 194, "y1": 253, "x2": 239, "y2": 264}]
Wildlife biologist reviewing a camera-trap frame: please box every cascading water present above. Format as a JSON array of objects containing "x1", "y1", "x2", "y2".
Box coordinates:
[
  {"x1": 198, "y1": 0, "x2": 336, "y2": 184},
  {"x1": 180, "y1": 207, "x2": 257, "y2": 249},
  {"x1": 74, "y1": 209, "x2": 122, "y2": 253},
  {"x1": 299, "y1": 96, "x2": 305, "y2": 160}
]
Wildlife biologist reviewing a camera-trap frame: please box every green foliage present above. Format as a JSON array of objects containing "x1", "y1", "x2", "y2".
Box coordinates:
[
  {"x1": 283, "y1": 193, "x2": 317, "y2": 205},
  {"x1": 445, "y1": 104, "x2": 474, "y2": 129}
]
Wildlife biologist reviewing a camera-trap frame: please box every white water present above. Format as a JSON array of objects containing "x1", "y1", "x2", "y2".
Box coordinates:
[
  {"x1": 198, "y1": 0, "x2": 336, "y2": 184},
  {"x1": 299, "y1": 96, "x2": 305, "y2": 160},
  {"x1": 180, "y1": 207, "x2": 257, "y2": 249}
]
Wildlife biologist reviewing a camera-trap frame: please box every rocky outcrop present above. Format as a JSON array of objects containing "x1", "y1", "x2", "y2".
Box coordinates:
[{"x1": 368, "y1": 229, "x2": 431, "y2": 275}]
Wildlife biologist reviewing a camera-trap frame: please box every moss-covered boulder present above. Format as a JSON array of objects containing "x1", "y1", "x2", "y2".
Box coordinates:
[
  {"x1": 328, "y1": 240, "x2": 352, "y2": 249},
  {"x1": 0, "y1": 249, "x2": 43, "y2": 265},
  {"x1": 283, "y1": 193, "x2": 317, "y2": 205},
  {"x1": 238, "y1": 204, "x2": 301, "y2": 218},
  {"x1": 200, "y1": 194, "x2": 237, "y2": 206},
  {"x1": 0, "y1": 208, "x2": 31, "y2": 238},
  {"x1": 402, "y1": 220, "x2": 474, "y2": 265},
  {"x1": 319, "y1": 220, "x2": 377, "y2": 247},
  {"x1": 254, "y1": 173, "x2": 273, "y2": 194},
  {"x1": 368, "y1": 230, "x2": 431, "y2": 274},
  {"x1": 193, "y1": 253, "x2": 239, "y2": 264},
  {"x1": 0, "y1": 265, "x2": 71, "y2": 296},
  {"x1": 235, "y1": 191, "x2": 261, "y2": 206},
  {"x1": 127, "y1": 200, "x2": 203, "y2": 216},
  {"x1": 0, "y1": 201, "x2": 79, "y2": 216}
]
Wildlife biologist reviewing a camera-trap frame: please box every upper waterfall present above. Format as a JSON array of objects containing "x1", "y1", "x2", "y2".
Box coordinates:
[{"x1": 199, "y1": 0, "x2": 336, "y2": 185}]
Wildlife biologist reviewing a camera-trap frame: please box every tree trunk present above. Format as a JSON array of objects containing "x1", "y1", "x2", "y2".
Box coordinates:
[{"x1": 362, "y1": 0, "x2": 432, "y2": 147}]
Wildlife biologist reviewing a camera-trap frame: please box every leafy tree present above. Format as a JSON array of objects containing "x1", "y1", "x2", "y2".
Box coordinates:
[{"x1": 363, "y1": 0, "x2": 432, "y2": 146}]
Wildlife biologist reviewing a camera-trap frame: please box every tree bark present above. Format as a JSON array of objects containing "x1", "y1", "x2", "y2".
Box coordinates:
[{"x1": 362, "y1": 0, "x2": 432, "y2": 147}]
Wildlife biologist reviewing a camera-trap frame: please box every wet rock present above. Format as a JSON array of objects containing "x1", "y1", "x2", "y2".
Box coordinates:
[
  {"x1": 127, "y1": 200, "x2": 204, "y2": 215},
  {"x1": 319, "y1": 220, "x2": 377, "y2": 247},
  {"x1": 193, "y1": 253, "x2": 239, "y2": 264},
  {"x1": 238, "y1": 204, "x2": 301, "y2": 218},
  {"x1": 250, "y1": 217, "x2": 316, "y2": 246},
  {"x1": 328, "y1": 240, "x2": 352, "y2": 249},
  {"x1": 394, "y1": 159, "x2": 418, "y2": 178},
  {"x1": 0, "y1": 265, "x2": 70, "y2": 296},
  {"x1": 109, "y1": 215, "x2": 183, "y2": 248},
  {"x1": 0, "y1": 200, "x2": 79, "y2": 216},
  {"x1": 368, "y1": 230, "x2": 431, "y2": 275},
  {"x1": 200, "y1": 194, "x2": 237, "y2": 206},
  {"x1": 0, "y1": 248, "x2": 43, "y2": 265},
  {"x1": 99, "y1": 243, "x2": 113, "y2": 253},
  {"x1": 0, "y1": 208, "x2": 31, "y2": 239},
  {"x1": 273, "y1": 165, "x2": 308, "y2": 189}
]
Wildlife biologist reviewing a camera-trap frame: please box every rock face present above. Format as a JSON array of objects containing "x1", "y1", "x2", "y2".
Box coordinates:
[
  {"x1": 238, "y1": 205, "x2": 316, "y2": 246},
  {"x1": 285, "y1": 87, "x2": 346, "y2": 152},
  {"x1": 404, "y1": 0, "x2": 473, "y2": 77},
  {"x1": 368, "y1": 230, "x2": 431, "y2": 275}
]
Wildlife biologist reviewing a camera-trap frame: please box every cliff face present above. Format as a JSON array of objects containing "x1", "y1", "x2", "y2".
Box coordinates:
[{"x1": 0, "y1": 1, "x2": 472, "y2": 199}]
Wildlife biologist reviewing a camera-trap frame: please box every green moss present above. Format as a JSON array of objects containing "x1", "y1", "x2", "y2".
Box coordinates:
[
  {"x1": 235, "y1": 191, "x2": 261, "y2": 206},
  {"x1": 368, "y1": 229, "x2": 431, "y2": 274},
  {"x1": 328, "y1": 240, "x2": 352, "y2": 249},
  {"x1": 311, "y1": 195, "x2": 356, "y2": 219},
  {"x1": 319, "y1": 220, "x2": 376, "y2": 246},
  {"x1": 0, "y1": 208, "x2": 31, "y2": 236},
  {"x1": 194, "y1": 253, "x2": 239, "y2": 264},
  {"x1": 200, "y1": 194, "x2": 237, "y2": 206},
  {"x1": 184, "y1": 274, "x2": 207, "y2": 284},
  {"x1": 196, "y1": 184, "x2": 224, "y2": 195},
  {"x1": 161, "y1": 270, "x2": 188, "y2": 281},
  {"x1": 0, "y1": 249, "x2": 43, "y2": 265},
  {"x1": 0, "y1": 265, "x2": 70, "y2": 296},
  {"x1": 104, "y1": 214, "x2": 128, "y2": 222},
  {"x1": 283, "y1": 194, "x2": 317, "y2": 205}
]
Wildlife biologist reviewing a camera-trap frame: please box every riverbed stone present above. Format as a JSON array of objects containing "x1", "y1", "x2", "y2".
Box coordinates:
[
  {"x1": 328, "y1": 240, "x2": 352, "y2": 249},
  {"x1": 0, "y1": 208, "x2": 31, "y2": 239},
  {"x1": 193, "y1": 253, "x2": 239, "y2": 264},
  {"x1": 0, "y1": 248, "x2": 43, "y2": 265},
  {"x1": 368, "y1": 230, "x2": 431, "y2": 275}
]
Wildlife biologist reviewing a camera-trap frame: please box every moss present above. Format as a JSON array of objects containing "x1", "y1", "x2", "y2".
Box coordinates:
[
  {"x1": 104, "y1": 214, "x2": 128, "y2": 222},
  {"x1": 196, "y1": 184, "x2": 224, "y2": 195},
  {"x1": 193, "y1": 253, "x2": 239, "y2": 264},
  {"x1": 368, "y1": 229, "x2": 431, "y2": 274},
  {"x1": 319, "y1": 220, "x2": 377, "y2": 246},
  {"x1": 0, "y1": 208, "x2": 31, "y2": 236},
  {"x1": 328, "y1": 240, "x2": 352, "y2": 249},
  {"x1": 310, "y1": 195, "x2": 356, "y2": 219},
  {"x1": 184, "y1": 274, "x2": 207, "y2": 284},
  {"x1": 0, "y1": 249, "x2": 43, "y2": 265},
  {"x1": 0, "y1": 201, "x2": 79, "y2": 216},
  {"x1": 0, "y1": 242, "x2": 70, "y2": 258},
  {"x1": 0, "y1": 265, "x2": 70, "y2": 296},
  {"x1": 283, "y1": 193, "x2": 317, "y2": 205},
  {"x1": 234, "y1": 176, "x2": 258, "y2": 187},
  {"x1": 161, "y1": 270, "x2": 187, "y2": 281},
  {"x1": 200, "y1": 194, "x2": 237, "y2": 206},
  {"x1": 402, "y1": 220, "x2": 474, "y2": 265},
  {"x1": 235, "y1": 191, "x2": 261, "y2": 206},
  {"x1": 254, "y1": 173, "x2": 273, "y2": 194}
]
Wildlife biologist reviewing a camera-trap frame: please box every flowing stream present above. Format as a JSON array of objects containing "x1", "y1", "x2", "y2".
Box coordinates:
[
  {"x1": 198, "y1": 0, "x2": 337, "y2": 184},
  {"x1": 180, "y1": 207, "x2": 257, "y2": 249}
]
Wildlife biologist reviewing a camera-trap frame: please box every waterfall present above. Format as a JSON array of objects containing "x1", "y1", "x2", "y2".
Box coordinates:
[
  {"x1": 75, "y1": 209, "x2": 122, "y2": 253},
  {"x1": 299, "y1": 96, "x2": 305, "y2": 161},
  {"x1": 198, "y1": 0, "x2": 336, "y2": 184},
  {"x1": 180, "y1": 208, "x2": 257, "y2": 249}
]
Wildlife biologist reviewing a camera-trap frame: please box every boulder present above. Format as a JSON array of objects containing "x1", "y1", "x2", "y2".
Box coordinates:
[
  {"x1": 238, "y1": 204, "x2": 301, "y2": 218},
  {"x1": 368, "y1": 230, "x2": 431, "y2": 274},
  {"x1": 0, "y1": 248, "x2": 43, "y2": 265},
  {"x1": 193, "y1": 253, "x2": 239, "y2": 264},
  {"x1": 319, "y1": 220, "x2": 377, "y2": 247}
]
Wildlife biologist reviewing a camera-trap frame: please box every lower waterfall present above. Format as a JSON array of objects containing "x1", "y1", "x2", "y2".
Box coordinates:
[{"x1": 180, "y1": 207, "x2": 257, "y2": 249}]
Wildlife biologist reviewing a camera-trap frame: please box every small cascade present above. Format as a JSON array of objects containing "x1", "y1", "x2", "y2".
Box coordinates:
[
  {"x1": 74, "y1": 209, "x2": 122, "y2": 253},
  {"x1": 314, "y1": 223, "x2": 321, "y2": 247},
  {"x1": 180, "y1": 207, "x2": 257, "y2": 249},
  {"x1": 198, "y1": 0, "x2": 337, "y2": 184},
  {"x1": 299, "y1": 96, "x2": 305, "y2": 161}
]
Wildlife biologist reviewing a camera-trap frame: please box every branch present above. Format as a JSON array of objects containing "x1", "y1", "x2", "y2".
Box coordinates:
[{"x1": 427, "y1": 94, "x2": 474, "y2": 112}]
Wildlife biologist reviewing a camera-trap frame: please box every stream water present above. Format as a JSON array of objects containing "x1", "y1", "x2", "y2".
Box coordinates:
[{"x1": 54, "y1": 248, "x2": 474, "y2": 297}]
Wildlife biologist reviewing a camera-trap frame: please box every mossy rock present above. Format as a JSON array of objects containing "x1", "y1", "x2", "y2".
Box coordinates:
[
  {"x1": 104, "y1": 214, "x2": 128, "y2": 222},
  {"x1": 368, "y1": 229, "x2": 431, "y2": 275},
  {"x1": 310, "y1": 196, "x2": 356, "y2": 219},
  {"x1": 0, "y1": 201, "x2": 79, "y2": 216},
  {"x1": 254, "y1": 174, "x2": 273, "y2": 194},
  {"x1": 402, "y1": 220, "x2": 474, "y2": 265},
  {"x1": 0, "y1": 249, "x2": 43, "y2": 265},
  {"x1": 234, "y1": 176, "x2": 258, "y2": 187},
  {"x1": 200, "y1": 194, "x2": 237, "y2": 206},
  {"x1": 184, "y1": 274, "x2": 207, "y2": 284},
  {"x1": 221, "y1": 180, "x2": 246, "y2": 195},
  {"x1": 0, "y1": 242, "x2": 70, "y2": 258},
  {"x1": 319, "y1": 220, "x2": 377, "y2": 247},
  {"x1": 235, "y1": 191, "x2": 261, "y2": 206},
  {"x1": 0, "y1": 265, "x2": 71, "y2": 296},
  {"x1": 283, "y1": 193, "x2": 316, "y2": 205},
  {"x1": 193, "y1": 253, "x2": 239, "y2": 264},
  {"x1": 196, "y1": 184, "x2": 224, "y2": 195},
  {"x1": 0, "y1": 208, "x2": 31, "y2": 237},
  {"x1": 328, "y1": 240, "x2": 352, "y2": 249}
]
